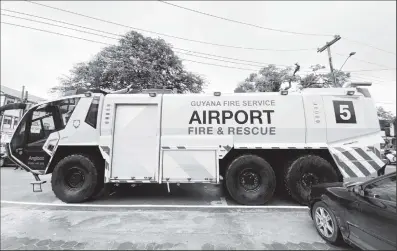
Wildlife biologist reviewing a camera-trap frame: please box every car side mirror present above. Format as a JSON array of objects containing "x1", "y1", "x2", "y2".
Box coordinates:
[{"x1": 353, "y1": 185, "x2": 365, "y2": 197}]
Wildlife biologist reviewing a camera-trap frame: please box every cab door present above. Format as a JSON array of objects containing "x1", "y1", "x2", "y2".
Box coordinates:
[{"x1": 9, "y1": 103, "x2": 63, "y2": 172}]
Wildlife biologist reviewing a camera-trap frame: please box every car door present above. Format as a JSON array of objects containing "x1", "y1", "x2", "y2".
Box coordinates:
[{"x1": 347, "y1": 174, "x2": 396, "y2": 250}]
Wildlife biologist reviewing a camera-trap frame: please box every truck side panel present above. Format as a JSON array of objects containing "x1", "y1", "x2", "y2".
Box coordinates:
[
  {"x1": 161, "y1": 93, "x2": 306, "y2": 147},
  {"x1": 323, "y1": 96, "x2": 380, "y2": 143},
  {"x1": 160, "y1": 93, "x2": 306, "y2": 182},
  {"x1": 302, "y1": 95, "x2": 327, "y2": 144},
  {"x1": 100, "y1": 94, "x2": 161, "y2": 182},
  {"x1": 111, "y1": 104, "x2": 160, "y2": 180},
  {"x1": 162, "y1": 149, "x2": 218, "y2": 182},
  {"x1": 323, "y1": 95, "x2": 385, "y2": 177}
]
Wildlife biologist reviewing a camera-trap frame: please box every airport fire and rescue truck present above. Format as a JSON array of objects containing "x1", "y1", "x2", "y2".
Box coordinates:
[{"x1": 3, "y1": 83, "x2": 386, "y2": 205}]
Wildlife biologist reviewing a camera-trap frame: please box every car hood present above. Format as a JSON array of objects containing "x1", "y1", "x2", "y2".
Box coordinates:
[
  {"x1": 311, "y1": 177, "x2": 373, "y2": 193},
  {"x1": 312, "y1": 182, "x2": 344, "y2": 189}
]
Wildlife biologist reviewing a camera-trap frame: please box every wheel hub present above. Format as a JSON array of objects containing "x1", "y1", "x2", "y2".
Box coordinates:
[
  {"x1": 315, "y1": 207, "x2": 334, "y2": 238},
  {"x1": 65, "y1": 167, "x2": 85, "y2": 189},
  {"x1": 239, "y1": 169, "x2": 261, "y2": 191},
  {"x1": 301, "y1": 173, "x2": 319, "y2": 189}
]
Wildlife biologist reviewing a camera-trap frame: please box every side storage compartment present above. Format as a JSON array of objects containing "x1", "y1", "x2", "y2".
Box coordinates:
[
  {"x1": 162, "y1": 148, "x2": 218, "y2": 183},
  {"x1": 106, "y1": 94, "x2": 162, "y2": 182}
]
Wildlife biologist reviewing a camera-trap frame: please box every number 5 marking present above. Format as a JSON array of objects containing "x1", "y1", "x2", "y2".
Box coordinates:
[{"x1": 339, "y1": 105, "x2": 351, "y2": 120}]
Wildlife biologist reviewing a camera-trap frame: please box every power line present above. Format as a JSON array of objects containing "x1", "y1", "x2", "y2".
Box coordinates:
[
  {"x1": 157, "y1": 0, "x2": 333, "y2": 37},
  {"x1": 334, "y1": 52, "x2": 394, "y2": 69},
  {"x1": 24, "y1": 0, "x2": 315, "y2": 52},
  {"x1": 181, "y1": 59, "x2": 257, "y2": 71},
  {"x1": 172, "y1": 47, "x2": 289, "y2": 67},
  {"x1": 7, "y1": 8, "x2": 395, "y2": 75},
  {"x1": 347, "y1": 68, "x2": 396, "y2": 73},
  {"x1": 0, "y1": 21, "x2": 259, "y2": 72},
  {"x1": 175, "y1": 50, "x2": 265, "y2": 68},
  {"x1": 352, "y1": 73, "x2": 396, "y2": 83},
  {"x1": 1, "y1": 21, "x2": 111, "y2": 45},
  {"x1": 1, "y1": 9, "x2": 120, "y2": 38},
  {"x1": 1, "y1": 13, "x2": 120, "y2": 41},
  {"x1": 0, "y1": 9, "x2": 294, "y2": 68},
  {"x1": 3, "y1": 17, "x2": 395, "y2": 77},
  {"x1": 344, "y1": 37, "x2": 396, "y2": 56},
  {"x1": 157, "y1": 1, "x2": 396, "y2": 56}
]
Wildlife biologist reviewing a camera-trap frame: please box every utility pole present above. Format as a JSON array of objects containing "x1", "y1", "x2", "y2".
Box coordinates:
[
  {"x1": 317, "y1": 35, "x2": 341, "y2": 87},
  {"x1": 19, "y1": 86, "x2": 25, "y2": 119}
]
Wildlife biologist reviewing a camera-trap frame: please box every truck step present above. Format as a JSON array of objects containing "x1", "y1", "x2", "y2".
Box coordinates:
[{"x1": 30, "y1": 180, "x2": 46, "y2": 193}]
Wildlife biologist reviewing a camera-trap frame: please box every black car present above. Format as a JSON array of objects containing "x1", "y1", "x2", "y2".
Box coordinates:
[{"x1": 309, "y1": 171, "x2": 396, "y2": 250}]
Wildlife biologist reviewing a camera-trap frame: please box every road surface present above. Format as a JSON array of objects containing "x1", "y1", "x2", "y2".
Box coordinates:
[{"x1": 2, "y1": 166, "x2": 394, "y2": 250}]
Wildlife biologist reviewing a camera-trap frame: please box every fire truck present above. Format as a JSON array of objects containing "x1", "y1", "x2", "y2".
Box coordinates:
[{"x1": 3, "y1": 84, "x2": 386, "y2": 205}]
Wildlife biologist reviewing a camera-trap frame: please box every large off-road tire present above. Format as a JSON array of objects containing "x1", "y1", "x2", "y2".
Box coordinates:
[
  {"x1": 51, "y1": 154, "x2": 98, "y2": 203},
  {"x1": 284, "y1": 155, "x2": 339, "y2": 205},
  {"x1": 312, "y1": 201, "x2": 344, "y2": 245},
  {"x1": 225, "y1": 154, "x2": 276, "y2": 205},
  {"x1": 91, "y1": 168, "x2": 105, "y2": 200}
]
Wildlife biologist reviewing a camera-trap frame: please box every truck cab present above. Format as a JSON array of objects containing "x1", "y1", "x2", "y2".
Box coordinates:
[{"x1": 6, "y1": 95, "x2": 90, "y2": 174}]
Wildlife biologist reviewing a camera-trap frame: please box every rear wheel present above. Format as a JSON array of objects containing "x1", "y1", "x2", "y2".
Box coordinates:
[
  {"x1": 51, "y1": 154, "x2": 98, "y2": 203},
  {"x1": 225, "y1": 154, "x2": 276, "y2": 205},
  {"x1": 284, "y1": 155, "x2": 339, "y2": 205}
]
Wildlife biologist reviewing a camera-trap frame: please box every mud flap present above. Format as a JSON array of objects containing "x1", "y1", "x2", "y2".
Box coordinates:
[{"x1": 329, "y1": 146, "x2": 386, "y2": 178}]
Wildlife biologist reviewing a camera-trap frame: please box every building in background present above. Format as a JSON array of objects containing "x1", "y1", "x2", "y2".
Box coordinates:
[
  {"x1": 379, "y1": 118, "x2": 396, "y2": 150},
  {"x1": 1, "y1": 85, "x2": 45, "y2": 139}
]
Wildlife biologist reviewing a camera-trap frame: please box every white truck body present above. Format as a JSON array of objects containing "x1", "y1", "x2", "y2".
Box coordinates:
[{"x1": 6, "y1": 87, "x2": 386, "y2": 204}]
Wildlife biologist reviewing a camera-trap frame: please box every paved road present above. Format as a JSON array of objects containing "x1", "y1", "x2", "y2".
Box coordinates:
[
  {"x1": 2, "y1": 166, "x2": 395, "y2": 250},
  {"x1": 2, "y1": 203, "x2": 350, "y2": 250},
  {"x1": 0, "y1": 167, "x2": 300, "y2": 206}
]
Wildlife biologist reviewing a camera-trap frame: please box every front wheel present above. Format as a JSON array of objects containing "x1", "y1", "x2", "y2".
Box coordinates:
[
  {"x1": 51, "y1": 154, "x2": 98, "y2": 203},
  {"x1": 225, "y1": 154, "x2": 276, "y2": 205},
  {"x1": 312, "y1": 201, "x2": 344, "y2": 245}
]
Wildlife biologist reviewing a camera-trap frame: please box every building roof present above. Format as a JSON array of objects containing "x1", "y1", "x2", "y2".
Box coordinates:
[{"x1": 0, "y1": 85, "x2": 46, "y2": 103}]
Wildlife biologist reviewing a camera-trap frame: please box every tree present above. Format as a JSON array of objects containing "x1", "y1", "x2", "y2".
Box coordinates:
[
  {"x1": 297, "y1": 64, "x2": 351, "y2": 89},
  {"x1": 234, "y1": 65, "x2": 299, "y2": 93},
  {"x1": 235, "y1": 64, "x2": 351, "y2": 93},
  {"x1": 51, "y1": 31, "x2": 206, "y2": 95},
  {"x1": 377, "y1": 106, "x2": 396, "y2": 122}
]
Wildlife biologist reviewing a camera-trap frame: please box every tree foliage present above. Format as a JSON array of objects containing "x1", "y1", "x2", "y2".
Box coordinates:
[
  {"x1": 51, "y1": 31, "x2": 206, "y2": 95},
  {"x1": 377, "y1": 106, "x2": 396, "y2": 122},
  {"x1": 234, "y1": 64, "x2": 351, "y2": 93}
]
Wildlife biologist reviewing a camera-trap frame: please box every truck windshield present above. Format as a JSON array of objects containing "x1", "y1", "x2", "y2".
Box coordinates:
[{"x1": 58, "y1": 98, "x2": 80, "y2": 127}]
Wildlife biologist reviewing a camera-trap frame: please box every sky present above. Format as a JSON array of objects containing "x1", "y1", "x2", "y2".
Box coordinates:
[{"x1": 1, "y1": 1, "x2": 396, "y2": 113}]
